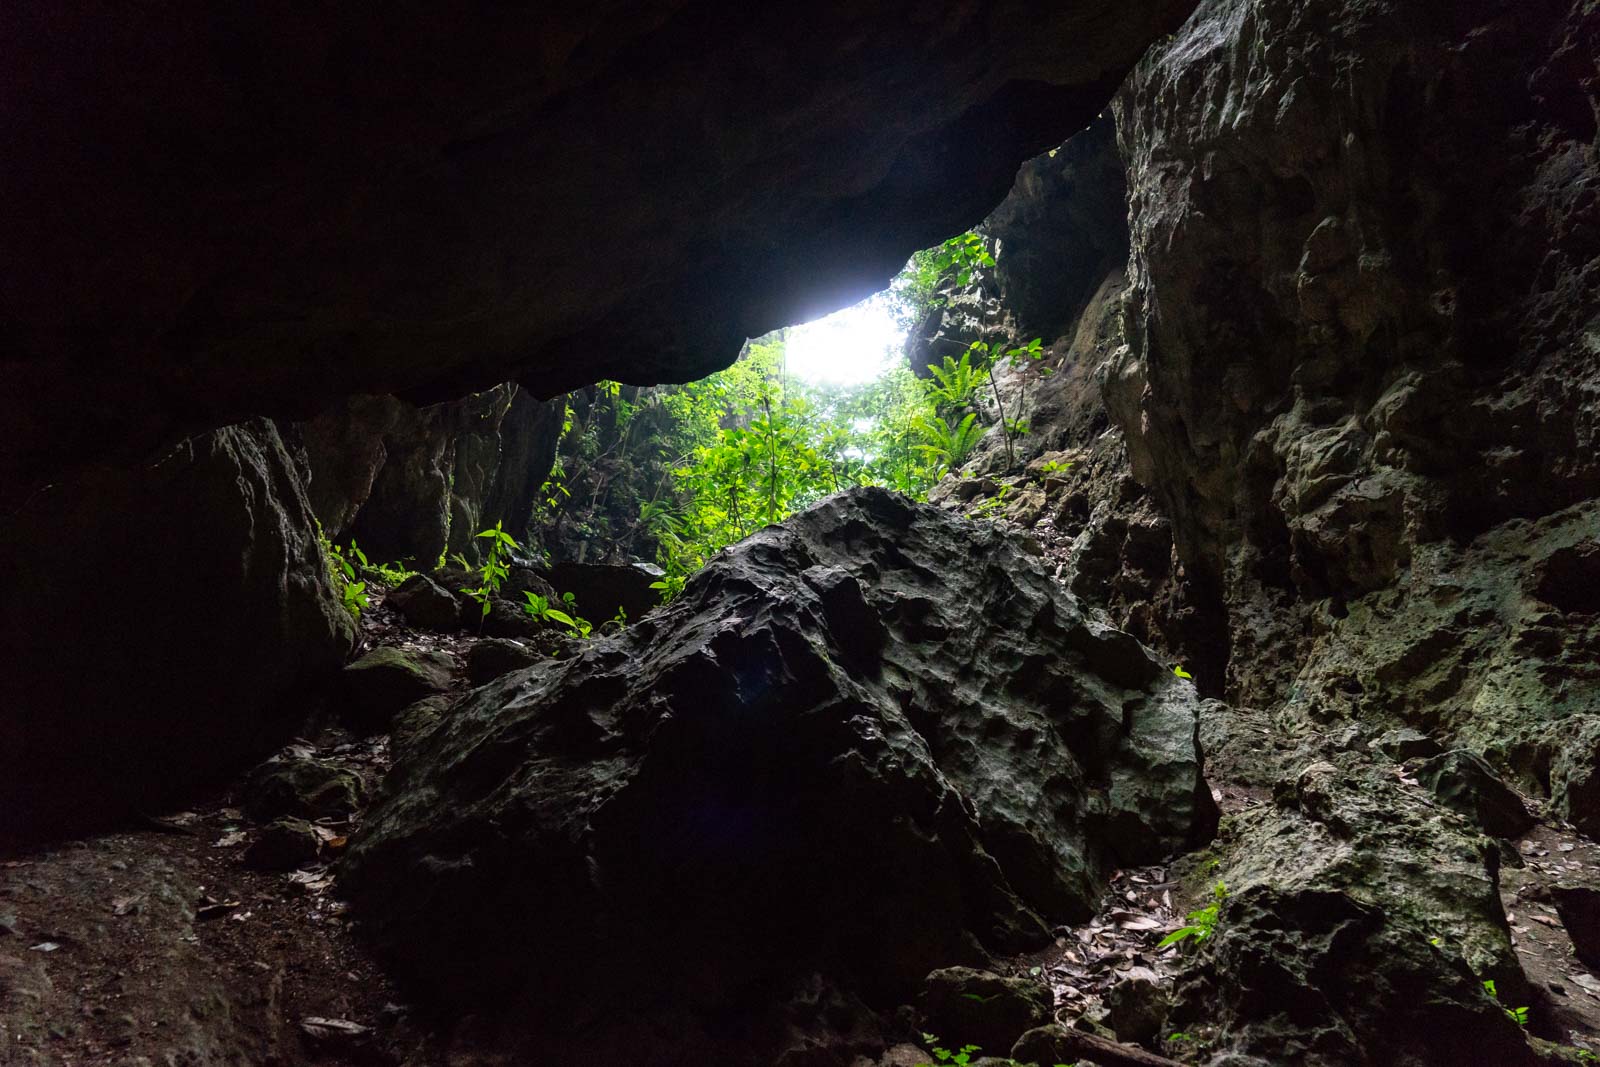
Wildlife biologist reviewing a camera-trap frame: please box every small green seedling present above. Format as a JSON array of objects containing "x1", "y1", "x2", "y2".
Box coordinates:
[
  {"x1": 465, "y1": 522, "x2": 518, "y2": 626},
  {"x1": 1482, "y1": 979, "x2": 1529, "y2": 1026},
  {"x1": 1173, "y1": 665, "x2": 1193, "y2": 679},
  {"x1": 1159, "y1": 881, "x2": 1228, "y2": 951}
]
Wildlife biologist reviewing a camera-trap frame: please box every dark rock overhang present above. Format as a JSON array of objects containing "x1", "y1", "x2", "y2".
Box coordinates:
[{"x1": 0, "y1": 1, "x2": 1195, "y2": 506}]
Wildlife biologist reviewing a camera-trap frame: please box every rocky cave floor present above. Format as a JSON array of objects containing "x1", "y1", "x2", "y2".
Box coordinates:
[{"x1": 6, "y1": 570, "x2": 1600, "y2": 1066}]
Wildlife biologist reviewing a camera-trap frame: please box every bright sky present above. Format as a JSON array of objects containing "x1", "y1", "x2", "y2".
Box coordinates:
[{"x1": 784, "y1": 294, "x2": 905, "y2": 386}]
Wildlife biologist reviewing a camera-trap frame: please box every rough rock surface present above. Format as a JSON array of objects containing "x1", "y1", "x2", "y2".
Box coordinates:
[
  {"x1": 1415, "y1": 749, "x2": 1536, "y2": 840},
  {"x1": 242, "y1": 756, "x2": 366, "y2": 824},
  {"x1": 545, "y1": 559, "x2": 664, "y2": 623},
  {"x1": 1553, "y1": 886, "x2": 1600, "y2": 970},
  {"x1": 1169, "y1": 755, "x2": 1533, "y2": 1065},
  {"x1": 244, "y1": 817, "x2": 324, "y2": 872},
  {"x1": 342, "y1": 488, "x2": 1215, "y2": 1063},
  {"x1": 2, "y1": 2, "x2": 1197, "y2": 507},
  {"x1": 0, "y1": 420, "x2": 354, "y2": 839},
  {"x1": 386, "y1": 574, "x2": 463, "y2": 632},
  {"x1": 919, "y1": 967, "x2": 1052, "y2": 1056},
  {"x1": 464, "y1": 638, "x2": 541, "y2": 687},
  {"x1": 1110, "y1": 0, "x2": 1600, "y2": 742},
  {"x1": 296, "y1": 385, "x2": 564, "y2": 566},
  {"x1": 339, "y1": 647, "x2": 453, "y2": 734}
]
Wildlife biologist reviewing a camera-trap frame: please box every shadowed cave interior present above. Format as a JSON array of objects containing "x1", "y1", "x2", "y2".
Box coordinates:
[{"x1": 2, "y1": 2, "x2": 1599, "y2": 1065}]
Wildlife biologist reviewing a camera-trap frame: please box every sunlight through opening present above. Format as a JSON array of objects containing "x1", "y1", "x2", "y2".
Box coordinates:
[{"x1": 784, "y1": 292, "x2": 905, "y2": 386}]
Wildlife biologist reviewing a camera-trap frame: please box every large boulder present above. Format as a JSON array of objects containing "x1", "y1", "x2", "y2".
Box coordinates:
[
  {"x1": 0, "y1": 420, "x2": 355, "y2": 840},
  {"x1": 242, "y1": 756, "x2": 366, "y2": 823},
  {"x1": 386, "y1": 574, "x2": 462, "y2": 632},
  {"x1": 339, "y1": 647, "x2": 454, "y2": 733},
  {"x1": 341, "y1": 488, "x2": 1216, "y2": 1062}
]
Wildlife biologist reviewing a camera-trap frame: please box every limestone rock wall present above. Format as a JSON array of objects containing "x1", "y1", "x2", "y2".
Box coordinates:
[
  {"x1": 0, "y1": 420, "x2": 355, "y2": 837},
  {"x1": 1110, "y1": 0, "x2": 1600, "y2": 794}
]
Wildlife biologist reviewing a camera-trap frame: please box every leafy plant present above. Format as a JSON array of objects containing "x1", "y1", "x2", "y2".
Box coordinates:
[
  {"x1": 925, "y1": 349, "x2": 986, "y2": 413},
  {"x1": 915, "y1": 1033, "x2": 1070, "y2": 1067},
  {"x1": 966, "y1": 484, "x2": 1013, "y2": 521},
  {"x1": 930, "y1": 231, "x2": 995, "y2": 287},
  {"x1": 1173, "y1": 665, "x2": 1194, "y2": 679},
  {"x1": 340, "y1": 578, "x2": 369, "y2": 619},
  {"x1": 916, "y1": 1035, "x2": 980, "y2": 1067},
  {"x1": 1158, "y1": 881, "x2": 1228, "y2": 951},
  {"x1": 522, "y1": 590, "x2": 593, "y2": 640},
  {"x1": 913, "y1": 412, "x2": 983, "y2": 475},
  {"x1": 1481, "y1": 979, "x2": 1529, "y2": 1026},
  {"x1": 1037, "y1": 459, "x2": 1073, "y2": 476},
  {"x1": 319, "y1": 527, "x2": 368, "y2": 621},
  {"x1": 464, "y1": 521, "x2": 518, "y2": 625}
]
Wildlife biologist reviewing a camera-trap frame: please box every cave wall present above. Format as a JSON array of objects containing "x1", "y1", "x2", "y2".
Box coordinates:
[
  {"x1": 908, "y1": 0, "x2": 1597, "y2": 823},
  {"x1": 0, "y1": 421, "x2": 355, "y2": 838},
  {"x1": 1107, "y1": 0, "x2": 1600, "y2": 813},
  {"x1": 294, "y1": 385, "x2": 563, "y2": 566}
]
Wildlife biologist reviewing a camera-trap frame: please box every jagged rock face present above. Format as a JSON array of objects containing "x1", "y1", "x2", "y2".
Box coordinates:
[
  {"x1": 341, "y1": 488, "x2": 1215, "y2": 1062},
  {"x1": 1, "y1": 1, "x2": 1197, "y2": 508},
  {"x1": 0, "y1": 420, "x2": 354, "y2": 839},
  {"x1": 1101, "y1": 0, "x2": 1600, "y2": 835},
  {"x1": 1178, "y1": 756, "x2": 1534, "y2": 1066},
  {"x1": 296, "y1": 385, "x2": 562, "y2": 564},
  {"x1": 985, "y1": 113, "x2": 1131, "y2": 342},
  {"x1": 911, "y1": 115, "x2": 1228, "y2": 682},
  {"x1": 1110, "y1": 0, "x2": 1600, "y2": 715}
]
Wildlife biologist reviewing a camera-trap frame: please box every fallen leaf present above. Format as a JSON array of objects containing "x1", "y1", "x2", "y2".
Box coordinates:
[
  {"x1": 213, "y1": 831, "x2": 247, "y2": 848},
  {"x1": 28, "y1": 941, "x2": 60, "y2": 952},
  {"x1": 300, "y1": 1017, "x2": 372, "y2": 1042},
  {"x1": 111, "y1": 894, "x2": 144, "y2": 916}
]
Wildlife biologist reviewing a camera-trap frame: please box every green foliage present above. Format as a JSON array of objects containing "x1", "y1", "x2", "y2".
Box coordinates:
[
  {"x1": 888, "y1": 231, "x2": 993, "y2": 329},
  {"x1": 339, "y1": 538, "x2": 419, "y2": 586},
  {"x1": 641, "y1": 335, "x2": 944, "y2": 597},
  {"x1": 318, "y1": 526, "x2": 368, "y2": 621},
  {"x1": 925, "y1": 349, "x2": 986, "y2": 412},
  {"x1": 913, "y1": 411, "x2": 983, "y2": 476},
  {"x1": 1173, "y1": 665, "x2": 1194, "y2": 680},
  {"x1": 1158, "y1": 881, "x2": 1228, "y2": 951},
  {"x1": 522, "y1": 590, "x2": 593, "y2": 639},
  {"x1": 961, "y1": 337, "x2": 1047, "y2": 470},
  {"x1": 966, "y1": 484, "x2": 1013, "y2": 521},
  {"x1": 916, "y1": 1035, "x2": 982, "y2": 1067},
  {"x1": 915, "y1": 1033, "x2": 1071, "y2": 1067},
  {"x1": 1481, "y1": 979, "x2": 1529, "y2": 1026},
  {"x1": 340, "y1": 578, "x2": 369, "y2": 619},
  {"x1": 464, "y1": 521, "x2": 518, "y2": 624},
  {"x1": 1037, "y1": 459, "x2": 1073, "y2": 476}
]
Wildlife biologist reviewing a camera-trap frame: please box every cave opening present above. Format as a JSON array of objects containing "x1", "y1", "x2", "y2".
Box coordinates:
[{"x1": 5, "y1": 2, "x2": 1600, "y2": 1064}]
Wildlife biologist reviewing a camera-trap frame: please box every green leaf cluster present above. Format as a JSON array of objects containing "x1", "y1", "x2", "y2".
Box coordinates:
[
  {"x1": 1158, "y1": 881, "x2": 1228, "y2": 951},
  {"x1": 522, "y1": 589, "x2": 593, "y2": 639},
  {"x1": 464, "y1": 521, "x2": 518, "y2": 625}
]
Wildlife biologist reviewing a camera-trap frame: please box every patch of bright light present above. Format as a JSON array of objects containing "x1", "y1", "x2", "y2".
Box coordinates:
[{"x1": 784, "y1": 294, "x2": 905, "y2": 386}]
